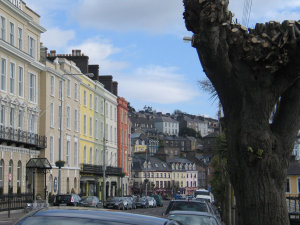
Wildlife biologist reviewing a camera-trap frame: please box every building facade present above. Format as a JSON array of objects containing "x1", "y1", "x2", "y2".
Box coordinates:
[{"x1": 0, "y1": 0, "x2": 46, "y2": 196}]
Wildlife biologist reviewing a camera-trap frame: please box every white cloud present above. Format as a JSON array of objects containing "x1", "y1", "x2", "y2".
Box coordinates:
[
  {"x1": 41, "y1": 27, "x2": 75, "y2": 50},
  {"x1": 67, "y1": 38, "x2": 129, "y2": 74},
  {"x1": 72, "y1": 0, "x2": 185, "y2": 33},
  {"x1": 118, "y1": 65, "x2": 199, "y2": 104}
]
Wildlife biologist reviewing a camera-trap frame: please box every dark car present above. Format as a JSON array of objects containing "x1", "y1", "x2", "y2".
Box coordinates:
[
  {"x1": 53, "y1": 194, "x2": 81, "y2": 206},
  {"x1": 136, "y1": 196, "x2": 149, "y2": 208},
  {"x1": 167, "y1": 211, "x2": 221, "y2": 225},
  {"x1": 152, "y1": 194, "x2": 163, "y2": 207},
  {"x1": 105, "y1": 197, "x2": 125, "y2": 210},
  {"x1": 163, "y1": 200, "x2": 210, "y2": 216},
  {"x1": 14, "y1": 207, "x2": 182, "y2": 225},
  {"x1": 79, "y1": 196, "x2": 103, "y2": 208}
]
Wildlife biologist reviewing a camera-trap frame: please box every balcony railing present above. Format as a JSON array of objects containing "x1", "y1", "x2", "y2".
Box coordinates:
[
  {"x1": 0, "y1": 125, "x2": 47, "y2": 149},
  {"x1": 81, "y1": 164, "x2": 122, "y2": 176}
]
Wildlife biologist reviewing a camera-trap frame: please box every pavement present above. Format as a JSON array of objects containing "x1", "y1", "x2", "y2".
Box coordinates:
[{"x1": 0, "y1": 209, "x2": 27, "y2": 225}]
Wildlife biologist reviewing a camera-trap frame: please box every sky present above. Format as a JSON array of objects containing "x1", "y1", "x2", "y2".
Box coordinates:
[{"x1": 24, "y1": 0, "x2": 300, "y2": 119}]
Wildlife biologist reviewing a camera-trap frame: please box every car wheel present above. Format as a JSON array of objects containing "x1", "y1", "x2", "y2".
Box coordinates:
[
  {"x1": 117, "y1": 205, "x2": 121, "y2": 210},
  {"x1": 74, "y1": 203, "x2": 78, "y2": 207}
]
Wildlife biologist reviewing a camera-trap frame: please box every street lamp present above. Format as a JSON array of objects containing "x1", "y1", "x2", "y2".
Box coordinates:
[{"x1": 57, "y1": 72, "x2": 94, "y2": 195}]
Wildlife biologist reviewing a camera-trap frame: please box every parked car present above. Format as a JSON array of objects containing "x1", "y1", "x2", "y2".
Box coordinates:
[
  {"x1": 167, "y1": 211, "x2": 221, "y2": 225},
  {"x1": 136, "y1": 196, "x2": 149, "y2": 208},
  {"x1": 152, "y1": 194, "x2": 163, "y2": 207},
  {"x1": 129, "y1": 196, "x2": 137, "y2": 209},
  {"x1": 147, "y1": 196, "x2": 157, "y2": 207},
  {"x1": 163, "y1": 200, "x2": 210, "y2": 216},
  {"x1": 79, "y1": 196, "x2": 103, "y2": 208},
  {"x1": 53, "y1": 194, "x2": 81, "y2": 206},
  {"x1": 15, "y1": 207, "x2": 182, "y2": 225},
  {"x1": 122, "y1": 197, "x2": 133, "y2": 210},
  {"x1": 105, "y1": 197, "x2": 125, "y2": 210}
]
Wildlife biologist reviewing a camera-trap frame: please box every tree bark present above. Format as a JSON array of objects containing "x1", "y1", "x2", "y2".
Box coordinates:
[{"x1": 183, "y1": 0, "x2": 300, "y2": 224}]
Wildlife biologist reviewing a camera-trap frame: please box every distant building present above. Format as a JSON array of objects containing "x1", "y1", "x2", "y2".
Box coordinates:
[{"x1": 154, "y1": 116, "x2": 179, "y2": 136}]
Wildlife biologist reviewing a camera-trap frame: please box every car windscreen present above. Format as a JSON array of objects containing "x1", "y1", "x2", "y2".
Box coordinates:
[
  {"x1": 167, "y1": 202, "x2": 208, "y2": 214},
  {"x1": 167, "y1": 214, "x2": 218, "y2": 225},
  {"x1": 194, "y1": 191, "x2": 210, "y2": 196},
  {"x1": 56, "y1": 195, "x2": 71, "y2": 201}
]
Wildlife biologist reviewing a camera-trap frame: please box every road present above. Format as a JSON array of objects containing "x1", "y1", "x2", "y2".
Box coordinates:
[{"x1": 0, "y1": 200, "x2": 171, "y2": 225}]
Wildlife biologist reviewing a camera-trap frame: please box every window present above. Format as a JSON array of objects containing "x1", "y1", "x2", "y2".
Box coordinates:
[
  {"x1": 8, "y1": 160, "x2": 13, "y2": 193},
  {"x1": 84, "y1": 146, "x2": 87, "y2": 164},
  {"x1": 124, "y1": 112, "x2": 127, "y2": 124},
  {"x1": 18, "y1": 110, "x2": 23, "y2": 129},
  {"x1": 66, "y1": 106, "x2": 70, "y2": 129},
  {"x1": 9, "y1": 22, "x2": 14, "y2": 45},
  {"x1": 83, "y1": 90, "x2": 87, "y2": 106},
  {"x1": 66, "y1": 140, "x2": 70, "y2": 166},
  {"x1": 18, "y1": 66, "x2": 23, "y2": 97},
  {"x1": 17, "y1": 160, "x2": 21, "y2": 190},
  {"x1": 100, "y1": 100, "x2": 104, "y2": 114},
  {"x1": 105, "y1": 102, "x2": 108, "y2": 118},
  {"x1": 18, "y1": 27, "x2": 22, "y2": 50},
  {"x1": 114, "y1": 127, "x2": 117, "y2": 144},
  {"x1": 67, "y1": 79, "x2": 71, "y2": 97},
  {"x1": 89, "y1": 117, "x2": 93, "y2": 136},
  {"x1": 59, "y1": 80, "x2": 63, "y2": 100},
  {"x1": 114, "y1": 108, "x2": 117, "y2": 121},
  {"x1": 9, "y1": 62, "x2": 15, "y2": 94},
  {"x1": 74, "y1": 141, "x2": 78, "y2": 166},
  {"x1": 95, "y1": 119, "x2": 98, "y2": 139},
  {"x1": 100, "y1": 122, "x2": 104, "y2": 139},
  {"x1": 1, "y1": 58, "x2": 6, "y2": 91},
  {"x1": 28, "y1": 73, "x2": 36, "y2": 102},
  {"x1": 121, "y1": 109, "x2": 123, "y2": 123},
  {"x1": 28, "y1": 36, "x2": 36, "y2": 58},
  {"x1": 83, "y1": 115, "x2": 87, "y2": 135},
  {"x1": 286, "y1": 179, "x2": 290, "y2": 193},
  {"x1": 58, "y1": 105, "x2": 62, "y2": 130},
  {"x1": 110, "y1": 105, "x2": 112, "y2": 120},
  {"x1": 95, "y1": 97, "x2": 98, "y2": 112},
  {"x1": 50, "y1": 136, "x2": 54, "y2": 163},
  {"x1": 74, "y1": 109, "x2": 78, "y2": 132},
  {"x1": 1, "y1": 16, "x2": 6, "y2": 41},
  {"x1": 74, "y1": 83, "x2": 78, "y2": 100},
  {"x1": 50, "y1": 76, "x2": 54, "y2": 96},
  {"x1": 0, "y1": 105, "x2": 5, "y2": 125},
  {"x1": 89, "y1": 147, "x2": 93, "y2": 164},
  {"x1": 9, "y1": 108, "x2": 15, "y2": 128},
  {"x1": 50, "y1": 103, "x2": 54, "y2": 128},
  {"x1": 0, "y1": 160, "x2": 3, "y2": 188},
  {"x1": 95, "y1": 149, "x2": 98, "y2": 165},
  {"x1": 110, "y1": 125, "x2": 112, "y2": 142},
  {"x1": 89, "y1": 94, "x2": 93, "y2": 109}
]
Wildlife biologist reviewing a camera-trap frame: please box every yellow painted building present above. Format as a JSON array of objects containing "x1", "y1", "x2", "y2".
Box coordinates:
[
  {"x1": 286, "y1": 161, "x2": 300, "y2": 197},
  {"x1": 79, "y1": 74, "x2": 96, "y2": 196}
]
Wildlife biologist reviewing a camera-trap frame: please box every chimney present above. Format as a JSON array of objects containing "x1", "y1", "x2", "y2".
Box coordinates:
[
  {"x1": 50, "y1": 50, "x2": 56, "y2": 57},
  {"x1": 112, "y1": 81, "x2": 118, "y2": 96},
  {"x1": 72, "y1": 50, "x2": 75, "y2": 56},
  {"x1": 98, "y1": 76, "x2": 113, "y2": 93},
  {"x1": 88, "y1": 65, "x2": 99, "y2": 80},
  {"x1": 40, "y1": 44, "x2": 48, "y2": 63}
]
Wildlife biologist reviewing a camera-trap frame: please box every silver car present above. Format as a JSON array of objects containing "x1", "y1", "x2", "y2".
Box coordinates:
[{"x1": 167, "y1": 211, "x2": 221, "y2": 225}]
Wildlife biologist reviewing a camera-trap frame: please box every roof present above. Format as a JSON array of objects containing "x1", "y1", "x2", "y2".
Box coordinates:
[
  {"x1": 167, "y1": 158, "x2": 193, "y2": 164},
  {"x1": 27, "y1": 208, "x2": 170, "y2": 225},
  {"x1": 154, "y1": 116, "x2": 178, "y2": 123},
  {"x1": 132, "y1": 155, "x2": 171, "y2": 172},
  {"x1": 26, "y1": 158, "x2": 52, "y2": 170},
  {"x1": 287, "y1": 161, "x2": 300, "y2": 175}
]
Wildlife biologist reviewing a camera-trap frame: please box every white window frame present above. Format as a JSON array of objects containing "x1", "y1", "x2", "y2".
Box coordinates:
[
  {"x1": 89, "y1": 116, "x2": 92, "y2": 137},
  {"x1": 84, "y1": 145, "x2": 87, "y2": 164},
  {"x1": 0, "y1": 105, "x2": 5, "y2": 125},
  {"x1": 50, "y1": 136, "x2": 54, "y2": 163},
  {"x1": 66, "y1": 106, "x2": 71, "y2": 130},
  {"x1": 50, "y1": 75, "x2": 55, "y2": 96},
  {"x1": 9, "y1": 107, "x2": 15, "y2": 128},
  {"x1": 28, "y1": 72, "x2": 37, "y2": 103},
  {"x1": 0, "y1": 58, "x2": 6, "y2": 91},
  {"x1": 89, "y1": 93, "x2": 93, "y2": 109},
  {"x1": 9, "y1": 22, "x2": 14, "y2": 46},
  {"x1": 28, "y1": 35, "x2": 36, "y2": 58},
  {"x1": 9, "y1": 62, "x2": 15, "y2": 94},
  {"x1": 18, "y1": 26, "x2": 22, "y2": 50},
  {"x1": 1, "y1": 16, "x2": 6, "y2": 41},
  {"x1": 74, "y1": 109, "x2": 78, "y2": 132},
  {"x1": 50, "y1": 102, "x2": 54, "y2": 128},
  {"x1": 95, "y1": 96, "x2": 98, "y2": 112},
  {"x1": 18, "y1": 66, "x2": 23, "y2": 97},
  {"x1": 74, "y1": 83, "x2": 78, "y2": 100},
  {"x1": 74, "y1": 139, "x2": 78, "y2": 167},
  {"x1": 83, "y1": 114, "x2": 87, "y2": 135},
  {"x1": 67, "y1": 79, "x2": 71, "y2": 97},
  {"x1": 95, "y1": 119, "x2": 98, "y2": 139},
  {"x1": 83, "y1": 90, "x2": 87, "y2": 106},
  {"x1": 18, "y1": 110, "x2": 23, "y2": 129},
  {"x1": 66, "y1": 137, "x2": 71, "y2": 167},
  {"x1": 89, "y1": 147, "x2": 93, "y2": 164}
]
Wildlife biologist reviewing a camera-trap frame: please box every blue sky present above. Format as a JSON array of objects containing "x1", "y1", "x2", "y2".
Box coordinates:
[{"x1": 24, "y1": 0, "x2": 300, "y2": 119}]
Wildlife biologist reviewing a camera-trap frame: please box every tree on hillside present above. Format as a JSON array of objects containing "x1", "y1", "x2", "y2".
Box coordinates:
[
  {"x1": 183, "y1": 0, "x2": 300, "y2": 224},
  {"x1": 179, "y1": 127, "x2": 197, "y2": 137}
]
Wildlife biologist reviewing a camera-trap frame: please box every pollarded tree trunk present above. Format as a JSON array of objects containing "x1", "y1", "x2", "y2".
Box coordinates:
[{"x1": 183, "y1": 0, "x2": 300, "y2": 224}]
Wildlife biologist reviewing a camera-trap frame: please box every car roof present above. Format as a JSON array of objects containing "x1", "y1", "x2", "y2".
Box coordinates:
[{"x1": 24, "y1": 207, "x2": 170, "y2": 225}]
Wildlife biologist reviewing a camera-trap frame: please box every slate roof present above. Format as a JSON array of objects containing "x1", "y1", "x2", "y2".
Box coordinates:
[
  {"x1": 154, "y1": 116, "x2": 178, "y2": 123},
  {"x1": 287, "y1": 161, "x2": 300, "y2": 175},
  {"x1": 167, "y1": 157, "x2": 192, "y2": 164},
  {"x1": 131, "y1": 154, "x2": 171, "y2": 172}
]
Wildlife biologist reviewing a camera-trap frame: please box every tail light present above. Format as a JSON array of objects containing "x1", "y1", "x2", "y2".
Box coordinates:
[{"x1": 71, "y1": 196, "x2": 74, "y2": 202}]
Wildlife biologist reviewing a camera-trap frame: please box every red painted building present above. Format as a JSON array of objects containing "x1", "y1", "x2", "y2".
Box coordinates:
[{"x1": 117, "y1": 97, "x2": 130, "y2": 194}]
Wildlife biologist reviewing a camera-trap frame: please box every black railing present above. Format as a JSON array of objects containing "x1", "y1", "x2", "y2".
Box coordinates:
[
  {"x1": 0, "y1": 125, "x2": 47, "y2": 149},
  {"x1": 0, "y1": 193, "x2": 33, "y2": 212},
  {"x1": 287, "y1": 196, "x2": 300, "y2": 224},
  {"x1": 81, "y1": 164, "x2": 122, "y2": 176}
]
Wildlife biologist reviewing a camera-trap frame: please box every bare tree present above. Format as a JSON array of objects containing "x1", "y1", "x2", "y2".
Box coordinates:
[{"x1": 183, "y1": 0, "x2": 300, "y2": 224}]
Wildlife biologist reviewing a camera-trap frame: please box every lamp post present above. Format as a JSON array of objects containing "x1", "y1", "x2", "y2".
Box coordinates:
[{"x1": 57, "y1": 72, "x2": 94, "y2": 195}]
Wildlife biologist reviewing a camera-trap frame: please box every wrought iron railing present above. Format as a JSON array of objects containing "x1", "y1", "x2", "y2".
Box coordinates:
[
  {"x1": 0, "y1": 193, "x2": 33, "y2": 212},
  {"x1": 0, "y1": 125, "x2": 47, "y2": 149},
  {"x1": 81, "y1": 164, "x2": 122, "y2": 176}
]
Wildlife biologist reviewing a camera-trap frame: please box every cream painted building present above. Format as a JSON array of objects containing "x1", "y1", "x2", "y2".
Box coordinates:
[
  {"x1": 39, "y1": 53, "x2": 81, "y2": 197},
  {"x1": 0, "y1": 0, "x2": 46, "y2": 195}
]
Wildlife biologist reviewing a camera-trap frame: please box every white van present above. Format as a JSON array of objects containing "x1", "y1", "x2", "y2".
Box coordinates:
[{"x1": 194, "y1": 189, "x2": 214, "y2": 203}]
